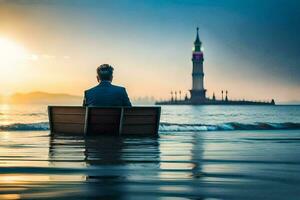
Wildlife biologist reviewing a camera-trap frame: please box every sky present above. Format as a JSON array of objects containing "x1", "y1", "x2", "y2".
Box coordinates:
[{"x1": 0, "y1": 0, "x2": 299, "y2": 103}]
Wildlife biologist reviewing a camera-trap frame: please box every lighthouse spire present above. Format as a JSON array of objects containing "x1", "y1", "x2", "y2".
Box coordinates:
[
  {"x1": 195, "y1": 27, "x2": 200, "y2": 43},
  {"x1": 194, "y1": 27, "x2": 202, "y2": 52}
]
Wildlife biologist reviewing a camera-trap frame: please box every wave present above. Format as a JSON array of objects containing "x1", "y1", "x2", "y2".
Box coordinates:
[
  {"x1": 159, "y1": 122, "x2": 300, "y2": 132},
  {"x1": 0, "y1": 122, "x2": 300, "y2": 132},
  {"x1": 0, "y1": 122, "x2": 49, "y2": 131},
  {"x1": 20, "y1": 113, "x2": 47, "y2": 116}
]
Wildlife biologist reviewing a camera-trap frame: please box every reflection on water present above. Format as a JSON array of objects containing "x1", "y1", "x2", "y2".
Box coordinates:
[{"x1": 0, "y1": 130, "x2": 300, "y2": 199}]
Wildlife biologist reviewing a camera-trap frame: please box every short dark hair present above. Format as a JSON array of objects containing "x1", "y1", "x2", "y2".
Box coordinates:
[{"x1": 97, "y1": 64, "x2": 114, "y2": 81}]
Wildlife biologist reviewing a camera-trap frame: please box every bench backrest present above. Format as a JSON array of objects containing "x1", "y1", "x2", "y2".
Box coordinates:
[
  {"x1": 121, "y1": 107, "x2": 161, "y2": 135},
  {"x1": 85, "y1": 107, "x2": 122, "y2": 135},
  {"x1": 48, "y1": 106, "x2": 86, "y2": 134},
  {"x1": 48, "y1": 106, "x2": 161, "y2": 135}
]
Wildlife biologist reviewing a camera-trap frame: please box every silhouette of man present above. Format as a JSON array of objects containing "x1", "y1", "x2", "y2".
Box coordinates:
[{"x1": 83, "y1": 64, "x2": 132, "y2": 107}]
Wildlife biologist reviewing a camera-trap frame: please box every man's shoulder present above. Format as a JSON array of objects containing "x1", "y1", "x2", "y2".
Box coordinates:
[
  {"x1": 85, "y1": 85, "x2": 99, "y2": 94},
  {"x1": 110, "y1": 84, "x2": 126, "y2": 91},
  {"x1": 85, "y1": 84, "x2": 126, "y2": 94}
]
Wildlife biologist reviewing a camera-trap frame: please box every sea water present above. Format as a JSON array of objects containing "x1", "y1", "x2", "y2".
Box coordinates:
[{"x1": 0, "y1": 104, "x2": 300, "y2": 199}]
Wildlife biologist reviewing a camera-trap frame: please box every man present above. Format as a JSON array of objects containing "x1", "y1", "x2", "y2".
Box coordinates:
[{"x1": 83, "y1": 64, "x2": 132, "y2": 107}]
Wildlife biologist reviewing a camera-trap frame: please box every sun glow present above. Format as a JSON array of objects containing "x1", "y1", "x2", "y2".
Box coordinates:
[
  {"x1": 0, "y1": 37, "x2": 28, "y2": 66},
  {"x1": 0, "y1": 37, "x2": 30, "y2": 80},
  {"x1": 0, "y1": 37, "x2": 32, "y2": 94}
]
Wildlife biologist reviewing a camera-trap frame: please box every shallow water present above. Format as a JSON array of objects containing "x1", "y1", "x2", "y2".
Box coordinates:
[
  {"x1": 0, "y1": 130, "x2": 300, "y2": 199},
  {"x1": 0, "y1": 105, "x2": 300, "y2": 199}
]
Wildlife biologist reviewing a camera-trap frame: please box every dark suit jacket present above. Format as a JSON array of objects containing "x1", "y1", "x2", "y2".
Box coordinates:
[{"x1": 83, "y1": 81, "x2": 132, "y2": 107}]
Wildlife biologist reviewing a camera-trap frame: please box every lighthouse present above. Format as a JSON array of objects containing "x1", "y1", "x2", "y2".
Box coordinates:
[
  {"x1": 190, "y1": 27, "x2": 206, "y2": 103},
  {"x1": 155, "y1": 28, "x2": 275, "y2": 106}
]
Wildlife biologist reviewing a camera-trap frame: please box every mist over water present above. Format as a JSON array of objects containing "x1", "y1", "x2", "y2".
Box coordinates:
[{"x1": 0, "y1": 104, "x2": 300, "y2": 199}]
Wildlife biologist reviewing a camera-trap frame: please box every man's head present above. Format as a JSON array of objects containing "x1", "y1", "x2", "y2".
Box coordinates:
[{"x1": 97, "y1": 64, "x2": 114, "y2": 82}]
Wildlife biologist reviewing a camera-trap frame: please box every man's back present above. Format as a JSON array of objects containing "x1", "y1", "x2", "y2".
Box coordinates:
[{"x1": 83, "y1": 81, "x2": 131, "y2": 107}]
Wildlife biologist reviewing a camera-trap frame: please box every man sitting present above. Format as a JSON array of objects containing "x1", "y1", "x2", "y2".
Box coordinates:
[{"x1": 83, "y1": 64, "x2": 132, "y2": 107}]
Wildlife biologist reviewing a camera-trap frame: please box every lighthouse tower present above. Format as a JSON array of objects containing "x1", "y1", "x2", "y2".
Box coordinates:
[{"x1": 190, "y1": 27, "x2": 206, "y2": 103}]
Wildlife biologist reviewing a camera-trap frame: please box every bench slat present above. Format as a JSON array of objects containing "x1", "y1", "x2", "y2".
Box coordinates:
[
  {"x1": 53, "y1": 123, "x2": 85, "y2": 134},
  {"x1": 89, "y1": 108, "x2": 121, "y2": 116},
  {"x1": 124, "y1": 108, "x2": 158, "y2": 116},
  {"x1": 89, "y1": 115, "x2": 120, "y2": 124},
  {"x1": 122, "y1": 115, "x2": 157, "y2": 124},
  {"x1": 52, "y1": 114, "x2": 85, "y2": 123},
  {"x1": 51, "y1": 107, "x2": 85, "y2": 115}
]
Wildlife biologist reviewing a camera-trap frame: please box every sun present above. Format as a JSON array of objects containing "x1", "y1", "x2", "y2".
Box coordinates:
[
  {"x1": 0, "y1": 37, "x2": 30, "y2": 95},
  {"x1": 0, "y1": 37, "x2": 28, "y2": 68}
]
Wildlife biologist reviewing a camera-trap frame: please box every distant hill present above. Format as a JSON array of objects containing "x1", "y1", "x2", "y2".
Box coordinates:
[
  {"x1": 5, "y1": 91, "x2": 82, "y2": 105},
  {"x1": 0, "y1": 91, "x2": 156, "y2": 105}
]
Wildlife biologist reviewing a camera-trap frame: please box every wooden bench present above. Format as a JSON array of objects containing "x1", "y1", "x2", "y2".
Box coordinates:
[{"x1": 48, "y1": 106, "x2": 161, "y2": 135}]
